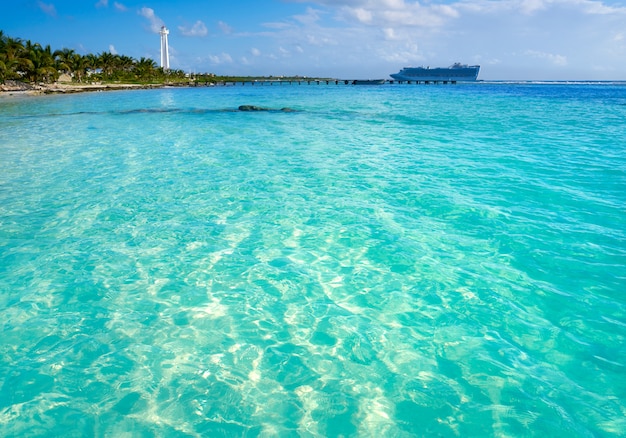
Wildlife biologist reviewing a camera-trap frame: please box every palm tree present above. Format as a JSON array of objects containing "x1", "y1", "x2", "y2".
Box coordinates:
[
  {"x1": 71, "y1": 53, "x2": 90, "y2": 82},
  {"x1": 167, "y1": 69, "x2": 187, "y2": 81},
  {"x1": 0, "y1": 31, "x2": 7, "y2": 83},
  {"x1": 83, "y1": 53, "x2": 99, "y2": 76},
  {"x1": 105, "y1": 54, "x2": 135, "y2": 81},
  {"x1": 97, "y1": 51, "x2": 116, "y2": 78},
  {"x1": 1, "y1": 36, "x2": 29, "y2": 81},
  {"x1": 117, "y1": 55, "x2": 135, "y2": 73},
  {"x1": 133, "y1": 57, "x2": 157, "y2": 81},
  {"x1": 22, "y1": 42, "x2": 57, "y2": 83},
  {"x1": 54, "y1": 47, "x2": 75, "y2": 76},
  {"x1": 0, "y1": 30, "x2": 6, "y2": 56}
]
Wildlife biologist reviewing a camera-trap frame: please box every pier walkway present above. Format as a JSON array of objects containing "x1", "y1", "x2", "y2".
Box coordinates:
[{"x1": 189, "y1": 79, "x2": 459, "y2": 87}]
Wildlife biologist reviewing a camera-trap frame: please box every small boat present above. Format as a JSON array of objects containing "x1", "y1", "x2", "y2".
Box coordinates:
[{"x1": 352, "y1": 79, "x2": 386, "y2": 85}]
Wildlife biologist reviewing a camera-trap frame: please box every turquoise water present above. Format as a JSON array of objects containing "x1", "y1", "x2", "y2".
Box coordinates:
[{"x1": 0, "y1": 83, "x2": 625, "y2": 437}]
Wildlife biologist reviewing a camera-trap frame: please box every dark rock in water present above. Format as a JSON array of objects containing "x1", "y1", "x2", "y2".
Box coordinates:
[
  {"x1": 238, "y1": 105, "x2": 298, "y2": 112},
  {"x1": 238, "y1": 105, "x2": 270, "y2": 111}
]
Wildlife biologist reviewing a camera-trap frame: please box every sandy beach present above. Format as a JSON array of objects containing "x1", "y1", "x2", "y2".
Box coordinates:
[{"x1": 0, "y1": 80, "x2": 165, "y2": 96}]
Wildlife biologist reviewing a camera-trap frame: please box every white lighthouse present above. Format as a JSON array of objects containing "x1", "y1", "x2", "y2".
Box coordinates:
[{"x1": 160, "y1": 26, "x2": 170, "y2": 70}]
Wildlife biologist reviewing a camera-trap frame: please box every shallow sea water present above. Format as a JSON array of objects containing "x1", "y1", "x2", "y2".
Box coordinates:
[{"x1": 0, "y1": 83, "x2": 625, "y2": 437}]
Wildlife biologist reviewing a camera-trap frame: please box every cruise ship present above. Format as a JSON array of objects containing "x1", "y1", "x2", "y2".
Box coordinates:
[{"x1": 390, "y1": 63, "x2": 480, "y2": 82}]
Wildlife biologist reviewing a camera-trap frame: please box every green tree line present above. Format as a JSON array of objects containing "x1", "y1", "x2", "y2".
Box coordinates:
[{"x1": 0, "y1": 30, "x2": 187, "y2": 84}]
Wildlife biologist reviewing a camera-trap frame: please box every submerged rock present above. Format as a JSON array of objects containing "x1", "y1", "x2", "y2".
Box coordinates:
[
  {"x1": 238, "y1": 105, "x2": 297, "y2": 112},
  {"x1": 238, "y1": 105, "x2": 269, "y2": 111}
]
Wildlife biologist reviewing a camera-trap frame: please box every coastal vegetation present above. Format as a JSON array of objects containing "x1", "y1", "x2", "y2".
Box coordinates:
[
  {"x1": 0, "y1": 30, "x2": 187, "y2": 85},
  {"x1": 0, "y1": 30, "x2": 328, "y2": 90}
]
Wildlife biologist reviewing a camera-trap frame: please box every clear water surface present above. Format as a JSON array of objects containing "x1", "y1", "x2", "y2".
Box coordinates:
[{"x1": 1, "y1": 82, "x2": 625, "y2": 437}]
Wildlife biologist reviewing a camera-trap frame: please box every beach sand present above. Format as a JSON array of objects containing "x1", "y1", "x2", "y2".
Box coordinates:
[{"x1": 0, "y1": 80, "x2": 165, "y2": 96}]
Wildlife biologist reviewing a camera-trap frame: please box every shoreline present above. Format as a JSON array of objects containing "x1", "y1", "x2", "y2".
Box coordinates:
[
  {"x1": 0, "y1": 80, "x2": 167, "y2": 96},
  {"x1": 4, "y1": 80, "x2": 625, "y2": 98}
]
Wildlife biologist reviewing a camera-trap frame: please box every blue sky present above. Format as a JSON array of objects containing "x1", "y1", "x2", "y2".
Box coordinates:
[{"x1": 2, "y1": 0, "x2": 626, "y2": 80}]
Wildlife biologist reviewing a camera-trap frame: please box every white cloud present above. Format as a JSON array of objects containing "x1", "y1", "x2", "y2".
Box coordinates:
[
  {"x1": 380, "y1": 40, "x2": 421, "y2": 64},
  {"x1": 519, "y1": 0, "x2": 547, "y2": 15},
  {"x1": 114, "y1": 2, "x2": 127, "y2": 11},
  {"x1": 109, "y1": 44, "x2": 117, "y2": 54},
  {"x1": 287, "y1": 0, "x2": 626, "y2": 29},
  {"x1": 262, "y1": 22, "x2": 293, "y2": 30},
  {"x1": 325, "y1": 1, "x2": 460, "y2": 28},
  {"x1": 179, "y1": 21, "x2": 208, "y2": 37},
  {"x1": 350, "y1": 8, "x2": 373, "y2": 23},
  {"x1": 38, "y1": 1, "x2": 56, "y2": 17},
  {"x1": 294, "y1": 7, "x2": 323, "y2": 25},
  {"x1": 525, "y1": 49, "x2": 567, "y2": 66},
  {"x1": 382, "y1": 28, "x2": 397, "y2": 40},
  {"x1": 578, "y1": 0, "x2": 626, "y2": 15},
  {"x1": 138, "y1": 7, "x2": 165, "y2": 34},
  {"x1": 304, "y1": 32, "x2": 338, "y2": 46},
  {"x1": 218, "y1": 21, "x2": 233, "y2": 34},
  {"x1": 95, "y1": 0, "x2": 108, "y2": 8},
  {"x1": 208, "y1": 53, "x2": 233, "y2": 65},
  {"x1": 251, "y1": 48, "x2": 261, "y2": 56}
]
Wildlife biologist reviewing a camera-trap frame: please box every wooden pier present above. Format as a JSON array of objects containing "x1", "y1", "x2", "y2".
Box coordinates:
[{"x1": 189, "y1": 79, "x2": 458, "y2": 87}]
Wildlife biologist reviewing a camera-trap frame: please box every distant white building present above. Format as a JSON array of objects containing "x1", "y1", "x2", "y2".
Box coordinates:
[{"x1": 160, "y1": 26, "x2": 170, "y2": 70}]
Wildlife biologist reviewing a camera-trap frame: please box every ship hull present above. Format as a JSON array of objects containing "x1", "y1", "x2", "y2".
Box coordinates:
[{"x1": 390, "y1": 64, "x2": 480, "y2": 82}]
